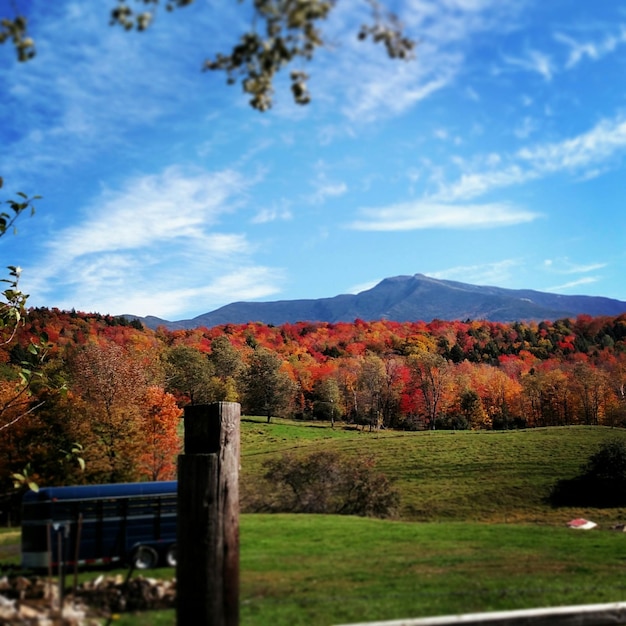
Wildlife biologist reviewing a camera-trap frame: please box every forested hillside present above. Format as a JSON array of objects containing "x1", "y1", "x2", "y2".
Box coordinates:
[{"x1": 1, "y1": 307, "x2": 625, "y2": 493}]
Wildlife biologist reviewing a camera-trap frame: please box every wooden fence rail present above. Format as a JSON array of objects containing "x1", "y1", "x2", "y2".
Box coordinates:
[{"x1": 337, "y1": 601, "x2": 626, "y2": 626}]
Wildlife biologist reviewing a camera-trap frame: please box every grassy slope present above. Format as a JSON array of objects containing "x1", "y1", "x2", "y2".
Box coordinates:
[{"x1": 241, "y1": 418, "x2": 626, "y2": 525}]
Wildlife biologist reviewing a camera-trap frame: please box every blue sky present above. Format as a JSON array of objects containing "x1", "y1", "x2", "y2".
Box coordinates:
[{"x1": 1, "y1": 0, "x2": 625, "y2": 321}]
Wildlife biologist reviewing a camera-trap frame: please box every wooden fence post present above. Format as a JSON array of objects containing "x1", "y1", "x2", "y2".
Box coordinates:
[{"x1": 177, "y1": 402, "x2": 240, "y2": 626}]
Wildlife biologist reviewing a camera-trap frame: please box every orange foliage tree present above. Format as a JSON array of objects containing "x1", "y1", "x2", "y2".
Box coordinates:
[{"x1": 138, "y1": 386, "x2": 182, "y2": 481}]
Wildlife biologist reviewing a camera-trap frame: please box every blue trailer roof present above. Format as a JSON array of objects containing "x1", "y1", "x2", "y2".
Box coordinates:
[{"x1": 22, "y1": 481, "x2": 177, "y2": 503}]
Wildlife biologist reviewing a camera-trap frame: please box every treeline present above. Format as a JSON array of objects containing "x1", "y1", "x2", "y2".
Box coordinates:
[{"x1": 1, "y1": 308, "x2": 626, "y2": 491}]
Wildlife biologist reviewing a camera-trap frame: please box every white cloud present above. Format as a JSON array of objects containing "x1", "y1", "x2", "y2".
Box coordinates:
[
  {"x1": 251, "y1": 206, "x2": 293, "y2": 224},
  {"x1": 434, "y1": 114, "x2": 626, "y2": 202},
  {"x1": 49, "y1": 266, "x2": 285, "y2": 320},
  {"x1": 517, "y1": 116, "x2": 626, "y2": 172},
  {"x1": 541, "y1": 258, "x2": 606, "y2": 294},
  {"x1": 349, "y1": 201, "x2": 540, "y2": 231},
  {"x1": 503, "y1": 49, "x2": 554, "y2": 81},
  {"x1": 555, "y1": 27, "x2": 626, "y2": 68},
  {"x1": 430, "y1": 259, "x2": 521, "y2": 286},
  {"x1": 318, "y1": 0, "x2": 525, "y2": 123},
  {"x1": 547, "y1": 277, "x2": 599, "y2": 292},
  {"x1": 0, "y1": 2, "x2": 219, "y2": 185},
  {"x1": 348, "y1": 279, "x2": 382, "y2": 294},
  {"x1": 435, "y1": 165, "x2": 532, "y2": 201},
  {"x1": 308, "y1": 167, "x2": 349, "y2": 204},
  {"x1": 514, "y1": 116, "x2": 538, "y2": 139},
  {"x1": 543, "y1": 258, "x2": 607, "y2": 275},
  {"x1": 46, "y1": 166, "x2": 246, "y2": 260},
  {"x1": 23, "y1": 166, "x2": 286, "y2": 318}
]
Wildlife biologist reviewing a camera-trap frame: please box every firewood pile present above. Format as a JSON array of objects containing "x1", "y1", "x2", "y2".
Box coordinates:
[{"x1": 0, "y1": 573, "x2": 176, "y2": 624}]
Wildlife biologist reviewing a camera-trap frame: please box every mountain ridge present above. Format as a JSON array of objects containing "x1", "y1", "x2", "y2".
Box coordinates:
[{"x1": 126, "y1": 273, "x2": 626, "y2": 330}]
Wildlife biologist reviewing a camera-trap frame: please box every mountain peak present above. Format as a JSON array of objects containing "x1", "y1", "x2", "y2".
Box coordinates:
[{"x1": 127, "y1": 274, "x2": 626, "y2": 330}]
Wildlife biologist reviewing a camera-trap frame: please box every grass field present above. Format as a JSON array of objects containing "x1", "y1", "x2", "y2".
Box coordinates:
[
  {"x1": 5, "y1": 420, "x2": 626, "y2": 625},
  {"x1": 241, "y1": 418, "x2": 626, "y2": 525}
]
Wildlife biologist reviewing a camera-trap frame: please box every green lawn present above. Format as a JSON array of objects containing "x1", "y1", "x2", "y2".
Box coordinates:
[{"x1": 112, "y1": 514, "x2": 626, "y2": 626}]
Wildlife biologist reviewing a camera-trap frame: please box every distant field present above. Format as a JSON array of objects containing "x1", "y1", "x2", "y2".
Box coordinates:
[{"x1": 241, "y1": 418, "x2": 626, "y2": 525}]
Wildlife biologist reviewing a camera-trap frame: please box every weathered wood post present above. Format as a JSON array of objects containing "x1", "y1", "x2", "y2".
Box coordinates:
[{"x1": 177, "y1": 402, "x2": 240, "y2": 626}]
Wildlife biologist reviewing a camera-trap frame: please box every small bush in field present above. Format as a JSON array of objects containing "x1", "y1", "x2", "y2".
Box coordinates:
[
  {"x1": 255, "y1": 451, "x2": 399, "y2": 518},
  {"x1": 550, "y1": 439, "x2": 626, "y2": 507}
]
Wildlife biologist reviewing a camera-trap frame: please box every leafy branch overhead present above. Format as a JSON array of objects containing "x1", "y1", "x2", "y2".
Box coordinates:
[
  {"x1": 1, "y1": 0, "x2": 416, "y2": 111},
  {"x1": 0, "y1": 14, "x2": 35, "y2": 61}
]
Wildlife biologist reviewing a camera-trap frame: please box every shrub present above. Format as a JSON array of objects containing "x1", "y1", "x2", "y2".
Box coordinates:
[
  {"x1": 251, "y1": 451, "x2": 399, "y2": 518},
  {"x1": 550, "y1": 439, "x2": 626, "y2": 507},
  {"x1": 434, "y1": 415, "x2": 469, "y2": 430}
]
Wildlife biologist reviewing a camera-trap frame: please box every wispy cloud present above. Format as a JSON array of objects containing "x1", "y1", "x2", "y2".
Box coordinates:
[
  {"x1": 430, "y1": 259, "x2": 522, "y2": 286},
  {"x1": 543, "y1": 258, "x2": 607, "y2": 274},
  {"x1": 349, "y1": 201, "x2": 540, "y2": 231},
  {"x1": 517, "y1": 116, "x2": 626, "y2": 171},
  {"x1": 547, "y1": 277, "x2": 599, "y2": 292},
  {"x1": 318, "y1": 0, "x2": 524, "y2": 122},
  {"x1": 310, "y1": 181, "x2": 348, "y2": 204},
  {"x1": 348, "y1": 279, "x2": 382, "y2": 294},
  {"x1": 0, "y1": 3, "x2": 221, "y2": 186},
  {"x1": 251, "y1": 206, "x2": 293, "y2": 224},
  {"x1": 435, "y1": 114, "x2": 626, "y2": 201},
  {"x1": 542, "y1": 258, "x2": 606, "y2": 294},
  {"x1": 503, "y1": 49, "x2": 554, "y2": 81},
  {"x1": 555, "y1": 27, "x2": 626, "y2": 68},
  {"x1": 23, "y1": 166, "x2": 285, "y2": 317}
]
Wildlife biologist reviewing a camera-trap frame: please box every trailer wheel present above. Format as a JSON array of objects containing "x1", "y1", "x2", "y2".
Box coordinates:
[
  {"x1": 132, "y1": 545, "x2": 159, "y2": 569},
  {"x1": 165, "y1": 544, "x2": 177, "y2": 567}
]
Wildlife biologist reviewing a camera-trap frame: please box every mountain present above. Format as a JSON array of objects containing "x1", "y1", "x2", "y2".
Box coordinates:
[{"x1": 126, "y1": 273, "x2": 626, "y2": 330}]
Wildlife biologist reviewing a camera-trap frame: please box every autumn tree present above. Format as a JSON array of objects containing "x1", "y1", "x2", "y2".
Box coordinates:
[
  {"x1": 0, "y1": 388, "x2": 87, "y2": 489},
  {"x1": 356, "y1": 355, "x2": 386, "y2": 431},
  {"x1": 569, "y1": 360, "x2": 610, "y2": 426},
  {"x1": 406, "y1": 351, "x2": 451, "y2": 430},
  {"x1": 69, "y1": 341, "x2": 148, "y2": 483},
  {"x1": 521, "y1": 365, "x2": 570, "y2": 427},
  {"x1": 379, "y1": 357, "x2": 405, "y2": 429},
  {"x1": 241, "y1": 346, "x2": 296, "y2": 422},
  {"x1": 138, "y1": 385, "x2": 182, "y2": 481},
  {"x1": 0, "y1": 180, "x2": 42, "y2": 435}
]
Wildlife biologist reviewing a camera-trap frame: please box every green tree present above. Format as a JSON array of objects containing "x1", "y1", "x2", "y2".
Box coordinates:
[
  {"x1": 312, "y1": 376, "x2": 342, "y2": 426},
  {"x1": 241, "y1": 346, "x2": 296, "y2": 422},
  {"x1": 164, "y1": 344, "x2": 216, "y2": 405},
  {"x1": 459, "y1": 388, "x2": 486, "y2": 430},
  {"x1": 208, "y1": 335, "x2": 244, "y2": 402}
]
